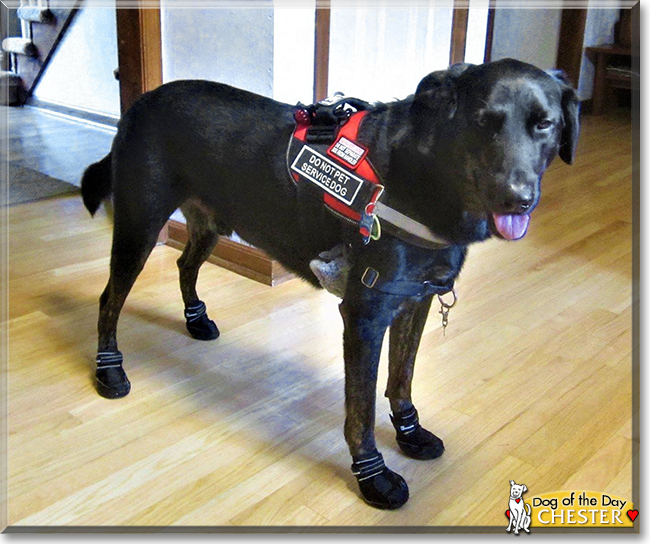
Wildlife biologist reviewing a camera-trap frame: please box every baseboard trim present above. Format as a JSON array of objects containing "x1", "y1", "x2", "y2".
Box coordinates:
[
  {"x1": 167, "y1": 220, "x2": 294, "y2": 287},
  {"x1": 25, "y1": 97, "x2": 119, "y2": 128}
]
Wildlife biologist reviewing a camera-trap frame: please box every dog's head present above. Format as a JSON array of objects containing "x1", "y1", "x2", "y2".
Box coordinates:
[
  {"x1": 509, "y1": 480, "x2": 528, "y2": 498},
  {"x1": 407, "y1": 58, "x2": 580, "y2": 243}
]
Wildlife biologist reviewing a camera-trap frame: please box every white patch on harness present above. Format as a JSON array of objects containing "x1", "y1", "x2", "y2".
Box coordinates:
[
  {"x1": 329, "y1": 136, "x2": 367, "y2": 167},
  {"x1": 291, "y1": 146, "x2": 364, "y2": 206}
]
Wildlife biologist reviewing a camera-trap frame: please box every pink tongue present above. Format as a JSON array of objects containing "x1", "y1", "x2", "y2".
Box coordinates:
[{"x1": 492, "y1": 213, "x2": 530, "y2": 240}]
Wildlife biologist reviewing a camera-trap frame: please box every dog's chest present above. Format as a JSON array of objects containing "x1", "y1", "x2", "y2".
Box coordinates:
[{"x1": 397, "y1": 244, "x2": 466, "y2": 285}]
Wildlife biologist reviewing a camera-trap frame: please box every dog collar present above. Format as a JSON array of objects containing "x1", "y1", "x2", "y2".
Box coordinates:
[{"x1": 287, "y1": 105, "x2": 451, "y2": 250}]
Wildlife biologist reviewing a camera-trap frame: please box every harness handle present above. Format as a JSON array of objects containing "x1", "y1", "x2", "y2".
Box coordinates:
[{"x1": 303, "y1": 96, "x2": 372, "y2": 127}]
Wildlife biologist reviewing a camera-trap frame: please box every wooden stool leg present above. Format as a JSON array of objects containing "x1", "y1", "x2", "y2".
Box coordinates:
[{"x1": 592, "y1": 52, "x2": 606, "y2": 115}]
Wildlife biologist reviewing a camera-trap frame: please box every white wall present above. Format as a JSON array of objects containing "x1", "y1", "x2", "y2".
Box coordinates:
[
  {"x1": 33, "y1": 4, "x2": 120, "y2": 117},
  {"x1": 491, "y1": 7, "x2": 563, "y2": 71},
  {"x1": 161, "y1": 5, "x2": 274, "y2": 98}
]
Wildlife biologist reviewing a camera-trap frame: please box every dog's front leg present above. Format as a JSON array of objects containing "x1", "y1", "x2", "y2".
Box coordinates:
[
  {"x1": 339, "y1": 295, "x2": 409, "y2": 510},
  {"x1": 385, "y1": 296, "x2": 445, "y2": 460}
]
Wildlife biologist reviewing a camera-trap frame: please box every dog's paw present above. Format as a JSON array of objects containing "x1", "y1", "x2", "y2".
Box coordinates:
[
  {"x1": 95, "y1": 351, "x2": 131, "y2": 399},
  {"x1": 186, "y1": 315, "x2": 220, "y2": 341},
  {"x1": 351, "y1": 452, "x2": 409, "y2": 510},
  {"x1": 396, "y1": 426, "x2": 445, "y2": 460},
  {"x1": 391, "y1": 409, "x2": 445, "y2": 460},
  {"x1": 185, "y1": 301, "x2": 220, "y2": 341}
]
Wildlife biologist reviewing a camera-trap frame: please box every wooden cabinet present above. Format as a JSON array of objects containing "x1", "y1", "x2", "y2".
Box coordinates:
[{"x1": 586, "y1": 44, "x2": 637, "y2": 116}]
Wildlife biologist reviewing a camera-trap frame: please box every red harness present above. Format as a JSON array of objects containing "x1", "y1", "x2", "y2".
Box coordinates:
[{"x1": 290, "y1": 110, "x2": 384, "y2": 240}]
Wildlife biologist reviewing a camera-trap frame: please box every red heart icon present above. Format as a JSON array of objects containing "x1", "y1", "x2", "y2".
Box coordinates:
[
  {"x1": 505, "y1": 510, "x2": 510, "y2": 518},
  {"x1": 516, "y1": 499, "x2": 521, "y2": 503},
  {"x1": 627, "y1": 510, "x2": 639, "y2": 522}
]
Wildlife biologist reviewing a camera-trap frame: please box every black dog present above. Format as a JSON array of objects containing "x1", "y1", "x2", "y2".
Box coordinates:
[{"x1": 81, "y1": 58, "x2": 579, "y2": 509}]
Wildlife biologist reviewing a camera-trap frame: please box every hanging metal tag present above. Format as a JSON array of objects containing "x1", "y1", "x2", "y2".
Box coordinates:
[{"x1": 438, "y1": 288, "x2": 458, "y2": 336}]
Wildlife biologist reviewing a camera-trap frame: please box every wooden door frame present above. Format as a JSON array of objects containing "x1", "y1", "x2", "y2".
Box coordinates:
[
  {"x1": 115, "y1": 3, "x2": 165, "y2": 242},
  {"x1": 450, "y1": 1, "x2": 470, "y2": 65},
  {"x1": 452, "y1": 1, "x2": 496, "y2": 65},
  {"x1": 314, "y1": 0, "x2": 331, "y2": 102},
  {"x1": 556, "y1": 6, "x2": 589, "y2": 87},
  {"x1": 115, "y1": 4, "x2": 162, "y2": 113},
  {"x1": 484, "y1": 0, "x2": 496, "y2": 63}
]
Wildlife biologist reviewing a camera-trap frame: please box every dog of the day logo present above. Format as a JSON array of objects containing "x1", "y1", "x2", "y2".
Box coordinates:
[
  {"x1": 506, "y1": 480, "x2": 532, "y2": 534},
  {"x1": 505, "y1": 482, "x2": 636, "y2": 531}
]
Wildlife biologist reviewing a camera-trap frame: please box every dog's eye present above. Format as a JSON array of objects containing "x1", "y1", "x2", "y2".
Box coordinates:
[{"x1": 536, "y1": 119, "x2": 553, "y2": 131}]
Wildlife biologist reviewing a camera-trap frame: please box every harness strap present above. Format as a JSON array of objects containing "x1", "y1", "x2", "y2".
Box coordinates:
[
  {"x1": 336, "y1": 111, "x2": 378, "y2": 183},
  {"x1": 323, "y1": 110, "x2": 381, "y2": 225},
  {"x1": 361, "y1": 267, "x2": 454, "y2": 297},
  {"x1": 96, "y1": 350, "x2": 123, "y2": 369},
  {"x1": 390, "y1": 407, "x2": 419, "y2": 436},
  {"x1": 184, "y1": 300, "x2": 207, "y2": 323},
  {"x1": 375, "y1": 202, "x2": 450, "y2": 250},
  {"x1": 351, "y1": 452, "x2": 387, "y2": 482}
]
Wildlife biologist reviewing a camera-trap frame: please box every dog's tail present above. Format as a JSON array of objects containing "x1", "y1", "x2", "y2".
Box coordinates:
[
  {"x1": 525, "y1": 503, "x2": 531, "y2": 515},
  {"x1": 81, "y1": 153, "x2": 112, "y2": 217}
]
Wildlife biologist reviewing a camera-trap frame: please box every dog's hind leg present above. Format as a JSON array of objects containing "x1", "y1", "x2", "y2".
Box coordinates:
[
  {"x1": 94, "y1": 149, "x2": 181, "y2": 398},
  {"x1": 385, "y1": 296, "x2": 445, "y2": 460},
  {"x1": 177, "y1": 201, "x2": 221, "y2": 340},
  {"x1": 95, "y1": 212, "x2": 170, "y2": 398}
]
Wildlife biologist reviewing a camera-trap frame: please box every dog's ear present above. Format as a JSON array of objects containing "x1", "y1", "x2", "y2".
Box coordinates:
[
  {"x1": 522, "y1": 485, "x2": 528, "y2": 493},
  {"x1": 412, "y1": 63, "x2": 472, "y2": 120},
  {"x1": 547, "y1": 70, "x2": 580, "y2": 165},
  {"x1": 509, "y1": 480, "x2": 515, "y2": 486}
]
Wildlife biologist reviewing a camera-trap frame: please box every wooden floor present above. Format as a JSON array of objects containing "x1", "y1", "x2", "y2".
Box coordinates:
[{"x1": 5, "y1": 108, "x2": 635, "y2": 529}]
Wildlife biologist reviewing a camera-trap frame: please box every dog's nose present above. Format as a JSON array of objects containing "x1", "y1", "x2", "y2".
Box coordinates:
[
  {"x1": 500, "y1": 186, "x2": 535, "y2": 214},
  {"x1": 503, "y1": 195, "x2": 533, "y2": 214}
]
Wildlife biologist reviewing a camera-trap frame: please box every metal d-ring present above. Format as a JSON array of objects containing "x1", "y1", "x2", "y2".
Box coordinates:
[{"x1": 438, "y1": 287, "x2": 458, "y2": 309}]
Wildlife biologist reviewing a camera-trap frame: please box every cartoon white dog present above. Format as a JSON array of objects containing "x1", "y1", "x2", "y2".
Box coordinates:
[{"x1": 506, "y1": 480, "x2": 531, "y2": 534}]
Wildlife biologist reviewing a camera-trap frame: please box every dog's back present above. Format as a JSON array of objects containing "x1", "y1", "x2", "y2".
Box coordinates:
[{"x1": 82, "y1": 80, "x2": 343, "y2": 279}]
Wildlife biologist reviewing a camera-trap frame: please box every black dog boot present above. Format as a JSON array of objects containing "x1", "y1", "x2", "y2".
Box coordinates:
[
  {"x1": 184, "y1": 300, "x2": 220, "y2": 341},
  {"x1": 351, "y1": 451, "x2": 409, "y2": 509},
  {"x1": 95, "y1": 351, "x2": 131, "y2": 399},
  {"x1": 390, "y1": 408, "x2": 445, "y2": 460}
]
